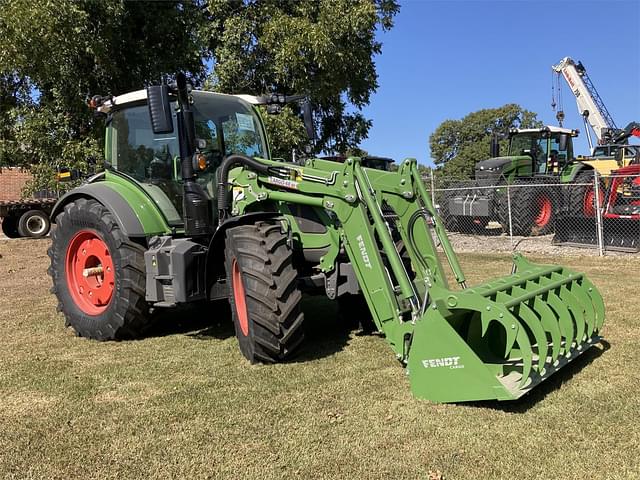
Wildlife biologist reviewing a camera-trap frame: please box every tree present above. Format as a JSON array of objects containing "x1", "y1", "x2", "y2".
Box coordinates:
[
  {"x1": 203, "y1": 0, "x2": 399, "y2": 159},
  {"x1": 0, "y1": 0, "x2": 206, "y2": 191},
  {"x1": 0, "y1": 0, "x2": 399, "y2": 192},
  {"x1": 429, "y1": 104, "x2": 542, "y2": 179}
]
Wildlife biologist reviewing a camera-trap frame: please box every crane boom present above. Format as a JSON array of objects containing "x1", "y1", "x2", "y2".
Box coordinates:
[{"x1": 552, "y1": 57, "x2": 618, "y2": 148}]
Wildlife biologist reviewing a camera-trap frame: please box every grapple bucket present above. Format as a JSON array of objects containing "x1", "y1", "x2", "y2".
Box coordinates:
[{"x1": 407, "y1": 254, "x2": 604, "y2": 403}]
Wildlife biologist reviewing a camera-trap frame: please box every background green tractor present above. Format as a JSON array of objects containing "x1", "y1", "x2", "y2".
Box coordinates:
[
  {"x1": 48, "y1": 75, "x2": 605, "y2": 403},
  {"x1": 440, "y1": 126, "x2": 600, "y2": 236}
]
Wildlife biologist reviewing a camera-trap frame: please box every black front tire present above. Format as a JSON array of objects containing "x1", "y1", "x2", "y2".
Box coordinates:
[
  {"x1": 568, "y1": 170, "x2": 605, "y2": 217},
  {"x1": 225, "y1": 221, "x2": 304, "y2": 363},
  {"x1": 48, "y1": 198, "x2": 150, "y2": 340}
]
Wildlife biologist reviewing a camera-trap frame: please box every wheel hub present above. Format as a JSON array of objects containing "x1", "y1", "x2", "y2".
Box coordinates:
[
  {"x1": 26, "y1": 215, "x2": 46, "y2": 235},
  {"x1": 535, "y1": 196, "x2": 552, "y2": 227},
  {"x1": 65, "y1": 230, "x2": 115, "y2": 315}
]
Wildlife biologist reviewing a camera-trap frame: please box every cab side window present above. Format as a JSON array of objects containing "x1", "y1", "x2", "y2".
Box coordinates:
[{"x1": 111, "y1": 105, "x2": 179, "y2": 181}]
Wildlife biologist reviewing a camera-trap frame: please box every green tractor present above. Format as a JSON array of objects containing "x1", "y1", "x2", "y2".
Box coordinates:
[
  {"x1": 48, "y1": 76, "x2": 605, "y2": 403},
  {"x1": 440, "y1": 126, "x2": 601, "y2": 236}
]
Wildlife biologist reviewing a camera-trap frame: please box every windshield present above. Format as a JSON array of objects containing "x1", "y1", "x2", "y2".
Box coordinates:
[
  {"x1": 191, "y1": 91, "x2": 269, "y2": 162},
  {"x1": 593, "y1": 146, "x2": 617, "y2": 157},
  {"x1": 509, "y1": 133, "x2": 548, "y2": 157},
  {"x1": 108, "y1": 91, "x2": 268, "y2": 225},
  {"x1": 508, "y1": 132, "x2": 571, "y2": 173}
]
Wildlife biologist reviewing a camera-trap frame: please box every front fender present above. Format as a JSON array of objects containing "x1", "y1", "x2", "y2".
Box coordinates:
[
  {"x1": 205, "y1": 212, "x2": 281, "y2": 299},
  {"x1": 561, "y1": 161, "x2": 593, "y2": 183}
]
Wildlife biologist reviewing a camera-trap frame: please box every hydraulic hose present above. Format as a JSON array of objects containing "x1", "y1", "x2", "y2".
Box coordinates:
[{"x1": 217, "y1": 154, "x2": 270, "y2": 223}]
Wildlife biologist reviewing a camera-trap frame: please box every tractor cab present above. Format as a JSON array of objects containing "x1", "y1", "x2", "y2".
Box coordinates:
[
  {"x1": 506, "y1": 127, "x2": 576, "y2": 175},
  {"x1": 100, "y1": 90, "x2": 270, "y2": 227},
  {"x1": 475, "y1": 126, "x2": 577, "y2": 181}
]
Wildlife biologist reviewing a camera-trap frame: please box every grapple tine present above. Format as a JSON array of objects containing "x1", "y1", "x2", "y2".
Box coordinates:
[
  {"x1": 535, "y1": 277, "x2": 585, "y2": 347},
  {"x1": 530, "y1": 292, "x2": 574, "y2": 359},
  {"x1": 497, "y1": 290, "x2": 548, "y2": 373},
  {"x1": 559, "y1": 284, "x2": 591, "y2": 339},
  {"x1": 581, "y1": 277, "x2": 605, "y2": 332},
  {"x1": 515, "y1": 327, "x2": 534, "y2": 388},
  {"x1": 480, "y1": 310, "x2": 517, "y2": 355},
  {"x1": 481, "y1": 307, "x2": 534, "y2": 389},
  {"x1": 551, "y1": 272, "x2": 596, "y2": 339},
  {"x1": 551, "y1": 291, "x2": 584, "y2": 347},
  {"x1": 528, "y1": 296, "x2": 562, "y2": 363}
]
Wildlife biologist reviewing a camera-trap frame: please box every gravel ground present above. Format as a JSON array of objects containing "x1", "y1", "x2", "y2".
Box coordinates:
[{"x1": 444, "y1": 231, "x2": 607, "y2": 256}]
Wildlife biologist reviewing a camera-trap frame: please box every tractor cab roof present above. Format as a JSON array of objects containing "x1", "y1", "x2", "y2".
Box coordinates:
[
  {"x1": 96, "y1": 89, "x2": 263, "y2": 114},
  {"x1": 511, "y1": 126, "x2": 579, "y2": 137}
]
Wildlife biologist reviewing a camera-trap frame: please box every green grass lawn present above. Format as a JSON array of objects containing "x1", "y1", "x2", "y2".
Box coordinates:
[{"x1": 1, "y1": 238, "x2": 638, "y2": 479}]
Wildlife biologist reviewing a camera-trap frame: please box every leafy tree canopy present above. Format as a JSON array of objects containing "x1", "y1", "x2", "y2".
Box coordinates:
[
  {"x1": 429, "y1": 104, "x2": 542, "y2": 179},
  {"x1": 204, "y1": 0, "x2": 398, "y2": 159},
  {"x1": 0, "y1": 0, "x2": 205, "y2": 191},
  {"x1": 0, "y1": 0, "x2": 399, "y2": 193}
]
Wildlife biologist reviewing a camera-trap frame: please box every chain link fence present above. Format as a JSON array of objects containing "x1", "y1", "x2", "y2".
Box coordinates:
[{"x1": 424, "y1": 170, "x2": 640, "y2": 256}]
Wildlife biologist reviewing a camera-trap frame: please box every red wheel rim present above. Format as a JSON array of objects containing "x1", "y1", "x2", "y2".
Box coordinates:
[
  {"x1": 65, "y1": 230, "x2": 115, "y2": 315},
  {"x1": 231, "y1": 259, "x2": 249, "y2": 336},
  {"x1": 535, "y1": 196, "x2": 552, "y2": 227},
  {"x1": 583, "y1": 188, "x2": 596, "y2": 216}
]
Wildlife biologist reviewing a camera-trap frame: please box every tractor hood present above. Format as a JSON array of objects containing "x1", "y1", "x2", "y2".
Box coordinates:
[{"x1": 475, "y1": 155, "x2": 531, "y2": 180}]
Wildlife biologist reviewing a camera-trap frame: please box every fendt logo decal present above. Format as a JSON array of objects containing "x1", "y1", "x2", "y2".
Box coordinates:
[
  {"x1": 422, "y1": 356, "x2": 464, "y2": 369},
  {"x1": 356, "y1": 234, "x2": 372, "y2": 269}
]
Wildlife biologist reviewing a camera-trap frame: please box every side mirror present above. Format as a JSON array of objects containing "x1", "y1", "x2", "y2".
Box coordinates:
[
  {"x1": 558, "y1": 133, "x2": 568, "y2": 152},
  {"x1": 176, "y1": 73, "x2": 196, "y2": 159},
  {"x1": 147, "y1": 85, "x2": 173, "y2": 134},
  {"x1": 301, "y1": 99, "x2": 315, "y2": 141}
]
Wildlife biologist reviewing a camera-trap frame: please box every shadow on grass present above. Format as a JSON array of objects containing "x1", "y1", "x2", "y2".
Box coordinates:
[
  {"x1": 462, "y1": 339, "x2": 611, "y2": 413},
  {"x1": 145, "y1": 301, "x2": 235, "y2": 340},
  {"x1": 141, "y1": 295, "x2": 357, "y2": 362},
  {"x1": 290, "y1": 295, "x2": 354, "y2": 362}
]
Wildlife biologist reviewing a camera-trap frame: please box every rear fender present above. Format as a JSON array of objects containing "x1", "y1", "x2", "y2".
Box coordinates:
[{"x1": 51, "y1": 182, "x2": 171, "y2": 238}]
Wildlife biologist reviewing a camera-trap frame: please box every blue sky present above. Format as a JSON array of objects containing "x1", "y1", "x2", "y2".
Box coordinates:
[{"x1": 359, "y1": 0, "x2": 640, "y2": 165}]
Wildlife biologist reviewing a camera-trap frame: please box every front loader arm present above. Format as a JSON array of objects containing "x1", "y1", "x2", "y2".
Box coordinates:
[
  {"x1": 226, "y1": 155, "x2": 605, "y2": 402},
  {"x1": 228, "y1": 156, "x2": 461, "y2": 356}
]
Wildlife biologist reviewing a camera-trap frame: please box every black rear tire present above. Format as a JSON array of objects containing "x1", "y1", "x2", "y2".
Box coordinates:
[
  {"x1": 1, "y1": 214, "x2": 20, "y2": 238},
  {"x1": 48, "y1": 198, "x2": 150, "y2": 340},
  {"x1": 18, "y1": 209, "x2": 51, "y2": 238},
  {"x1": 225, "y1": 221, "x2": 304, "y2": 363},
  {"x1": 568, "y1": 170, "x2": 604, "y2": 217},
  {"x1": 498, "y1": 182, "x2": 556, "y2": 236}
]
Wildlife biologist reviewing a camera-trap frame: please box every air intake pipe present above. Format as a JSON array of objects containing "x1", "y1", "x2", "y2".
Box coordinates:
[{"x1": 217, "y1": 154, "x2": 270, "y2": 223}]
